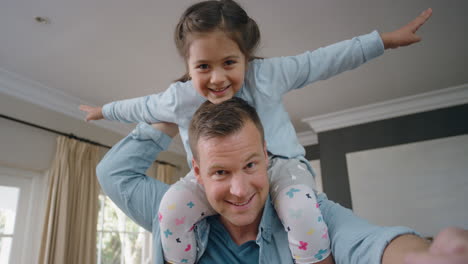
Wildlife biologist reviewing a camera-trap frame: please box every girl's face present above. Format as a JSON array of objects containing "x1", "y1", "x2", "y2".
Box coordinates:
[{"x1": 187, "y1": 31, "x2": 246, "y2": 104}]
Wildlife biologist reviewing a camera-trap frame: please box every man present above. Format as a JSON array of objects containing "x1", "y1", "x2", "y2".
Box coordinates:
[{"x1": 97, "y1": 97, "x2": 468, "y2": 263}]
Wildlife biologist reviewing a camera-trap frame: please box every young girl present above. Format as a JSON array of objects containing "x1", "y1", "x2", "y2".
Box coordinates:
[{"x1": 81, "y1": 1, "x2": 431, "y2": 263}]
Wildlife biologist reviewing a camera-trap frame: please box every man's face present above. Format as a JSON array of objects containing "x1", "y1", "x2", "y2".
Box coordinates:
[{"x1": 193, "y1": 120, "x2": 269, "y2": 228}]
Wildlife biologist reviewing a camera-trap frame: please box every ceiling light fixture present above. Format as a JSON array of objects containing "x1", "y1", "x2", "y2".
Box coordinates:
[{"x1": 35, "y1": 16, "x2": 51, "y2": 24}]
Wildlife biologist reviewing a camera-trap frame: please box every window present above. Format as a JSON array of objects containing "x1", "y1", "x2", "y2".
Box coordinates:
[
  {"x1": 0, "y1": 186, "x2": 19, "y2": 264},
  {"x1": 0, "y1": 166, "x2": 45, "y2": 264},
  {"x1": 96, "y1": 194, "x2": 152, "y2": 264}
]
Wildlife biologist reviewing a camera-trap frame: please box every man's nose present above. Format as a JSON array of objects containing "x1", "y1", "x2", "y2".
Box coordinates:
[
  {"x1": 230, "y1": 174, "x2": 248, "y2": 198},
  {"x1": 210, "y1": 68, "x2": 227, "y2": 85}
]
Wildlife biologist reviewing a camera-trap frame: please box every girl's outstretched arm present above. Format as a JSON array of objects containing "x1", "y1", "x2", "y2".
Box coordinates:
[{"x1": 380, "y1": 8, "x2": 432, "y2": 49}]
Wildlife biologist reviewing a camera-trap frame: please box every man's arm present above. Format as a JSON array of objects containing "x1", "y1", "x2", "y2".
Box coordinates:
[
  {"x1": 382, "y1": 234, "x2": 430, "y2": 264},
  {"x1": 96, "y1": 122, "x2": 178, "y2": 231},
  {"x1": 319, "y1": 194, "x2": 468, "y2": 264},
  {"x1": 317, "y1": 193, "x2": 419, "y2": 264}
]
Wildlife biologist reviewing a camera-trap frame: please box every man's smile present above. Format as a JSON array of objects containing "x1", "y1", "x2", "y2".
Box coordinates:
[{"x1": 226, "y1": 193, "x2": 256, "y2": 207}]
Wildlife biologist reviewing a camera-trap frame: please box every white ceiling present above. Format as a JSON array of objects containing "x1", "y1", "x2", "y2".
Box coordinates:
[{"x1": 1, "y1": 0, "x2": 467, "y2": 136}]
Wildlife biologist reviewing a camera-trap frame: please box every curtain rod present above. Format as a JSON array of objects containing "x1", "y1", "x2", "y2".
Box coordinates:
[{"x1": 0, "y1": 113, "x2": 179, "y2": 168}]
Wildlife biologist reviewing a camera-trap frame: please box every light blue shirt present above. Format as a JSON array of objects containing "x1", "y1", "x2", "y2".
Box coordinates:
[
  {"x1": 97, "y1": 123, "x2": 417, "y2": 264},
  {"x1": 102, "y1": 31, "x2": 385, "y2": 171}
]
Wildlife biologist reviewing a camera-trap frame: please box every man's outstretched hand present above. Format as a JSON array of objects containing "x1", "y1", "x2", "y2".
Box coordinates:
[{"x1": 404, "y1": 227, "x2": 468, "y2": 264}]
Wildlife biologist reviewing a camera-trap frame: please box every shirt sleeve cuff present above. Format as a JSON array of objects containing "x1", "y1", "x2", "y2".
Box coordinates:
[
  {"x1": 131, "y1": 122, "x2": 172, "y2": 150},
  {"x1": 102, "y1": 102, "x2": 113, "y2": 120},
  {"x1": 360, "y1": 30, "x2": 385, "y2": 61}
]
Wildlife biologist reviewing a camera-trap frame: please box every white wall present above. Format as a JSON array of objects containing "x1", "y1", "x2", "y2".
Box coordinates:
[{"x1": 346, "y1": 135, "x2": 468, "y2": 237}]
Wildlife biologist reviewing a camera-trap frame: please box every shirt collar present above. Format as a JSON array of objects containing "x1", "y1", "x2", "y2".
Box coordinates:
[{"x1": 257, "y1": 195, "x2": 274, "y2": 243}]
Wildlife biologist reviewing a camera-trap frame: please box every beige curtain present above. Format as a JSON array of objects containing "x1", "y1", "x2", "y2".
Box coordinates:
[
  {"x1": 39, "y1": 136, "x2": 100, "y2": 264},
  {"x1": 155, "y1": 163, "x2": 177, "y2": 184}
]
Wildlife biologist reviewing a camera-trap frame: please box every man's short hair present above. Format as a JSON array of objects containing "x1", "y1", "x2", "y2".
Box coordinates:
[{"x1": 189, "y1": 97, "x2": 265, "y2": 161}]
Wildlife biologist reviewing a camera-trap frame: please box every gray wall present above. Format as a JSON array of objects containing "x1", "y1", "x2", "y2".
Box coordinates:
[{"x1": 305, "y1": 104, "x2": 468, "y2": 209}]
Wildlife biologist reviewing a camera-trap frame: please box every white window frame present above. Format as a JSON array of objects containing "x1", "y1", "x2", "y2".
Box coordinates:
[
  {"x1": 96, "y1": 192, "x2": 153, "y2": 264},
  {"x1": 0, "y1": 166, "x2": 47, "y2": 264}
]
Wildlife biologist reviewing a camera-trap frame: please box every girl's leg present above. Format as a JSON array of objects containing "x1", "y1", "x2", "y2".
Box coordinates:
[
  {"x1": 158, "y1": 169, "x2": 216, "y2": 264},
  {"x1": 269, "y1": 157, "x2": 332, "y2": 264}
]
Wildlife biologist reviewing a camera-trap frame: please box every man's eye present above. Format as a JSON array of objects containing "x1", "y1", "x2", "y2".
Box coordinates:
[
  {"x1": 211, "y1": 170, "x2": 228, "y2": 180},
  {"x1": 245, "y1": 162, "x2": 256, "y2": 169},
  {"x1": 215, "y1": 170, "x2": 226, "y2": 176}
]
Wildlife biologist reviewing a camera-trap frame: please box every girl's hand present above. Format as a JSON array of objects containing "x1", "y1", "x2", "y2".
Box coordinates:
[
  {"x1": 79, "y1": 105, "x2": 104, "y2": 121},
  {"x1": 381, "y1": 8, "x2": 432, "y2": 49},
  {"x1": 151, "y1": 122, "x2": 179, "y2": 138}
]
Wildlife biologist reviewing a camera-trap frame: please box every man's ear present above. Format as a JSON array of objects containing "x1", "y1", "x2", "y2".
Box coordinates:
[
  {"x1": 192, "y1": 158, "x2": 203, "y2": 185},
  {"x1": 263, "y1": 141, "x2": 268, "y2": 161}
]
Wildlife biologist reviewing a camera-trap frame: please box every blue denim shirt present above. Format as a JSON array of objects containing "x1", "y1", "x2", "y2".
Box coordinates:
[{"x1": 97, "y1": 123, "x2": 417, "y2": 264}]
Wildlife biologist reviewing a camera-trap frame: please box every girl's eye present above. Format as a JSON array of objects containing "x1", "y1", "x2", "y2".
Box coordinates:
[
  {"x1": 197, "y1": 64, "x2": 209, "y2": 70},
  {"x1": 225, "y1": 60, "x2": 236, "y2": 66}
]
